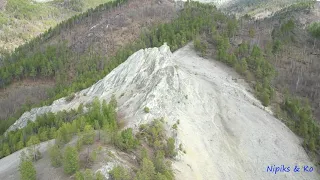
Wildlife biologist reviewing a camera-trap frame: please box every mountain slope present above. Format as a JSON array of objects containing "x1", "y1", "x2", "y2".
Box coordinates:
[
  {"x1": 184, "y1": 0, "x2": 315, "y2": 18},
  {"x1": 6, "y1": 43, "x2": 319, "y2": 179},
  {"x1": 0, "y1": 0, "x2": 112, "y2": 56},
  {"x1": 0, "y1": 0, "x2": 176, "y2": 132}
]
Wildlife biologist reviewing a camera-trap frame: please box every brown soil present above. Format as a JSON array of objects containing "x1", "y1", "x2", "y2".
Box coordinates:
[
  {"x1": 0, "y1": 78, "x2": 55, "y2": 120},
  {"x1": 51, "y1": 0, "x2": 176, "y2": 56}
]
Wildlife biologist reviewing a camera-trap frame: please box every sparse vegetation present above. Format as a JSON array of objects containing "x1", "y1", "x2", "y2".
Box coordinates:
[
  {"x1": 172, "y1": 123, "x2": 178, "y2": 130},
  {"x1": 66, "y1": 93, "x2": 76, "y2": 102},
  {"x1": 190, "y1": 3, "x2": 276, "y2": 107},
  {"x1": 279, "y1": 96, "x2": 320, "y2": 156},
  {"x1": 109, "y1": 166, "x2": 131, "y2": 180},
  {"x1": 75, "y1": 169, "x2": 96, "y2": 180},
  {"x1": 0, "y1": 97, "x2": 118, "y2": 159},
  {"x1": 63, "y1": 146, "x2": 80, "y2": 175},
  {"x1": 19, "y1": 152, "x2": 37, "y2": 180},
  {"x1": 26, "y1": 135, "x2": 41, "y2": 162},
  {"x1": 81, "y1": 125, "x2": 95, "y2": 145},
  {"x1": 0, "y1": 0, "x2": 129, "y2": 134},
  {"x1": 308, "y1": 22, "x2": 320, "y2": 38},
  {"x1": 166, "y1": 137, "x2": 177, "y2": 158},
  {"x1": 2, "y1": 96, "x2": 174, "y2": 178},
  {"x1": 179, "y1": 143, "x2": 184, "y2": 152},
  {"x1": 115, "y1": 128, "x2": 139, "y2": 151},
  {"x1": 49, "y1": 144, "x2": 63, "y2": 167},
  {"x1": 190, "y1": 1, "x2": 319, "y2": 166},
  {"x1": 308, "y1": 22, "x2": 320, "y2": 48},
  {"x1": 194, "y1": 37, "x2": 208, "y2": 57}
]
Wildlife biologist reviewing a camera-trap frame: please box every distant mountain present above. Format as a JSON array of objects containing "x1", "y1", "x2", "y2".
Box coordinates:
[
  {"x1": 185, "y1": 0, "x2": 315, "y2": 18},
  {"x1": 0, "y1": 0, "x2": 112, "y2": 56}
]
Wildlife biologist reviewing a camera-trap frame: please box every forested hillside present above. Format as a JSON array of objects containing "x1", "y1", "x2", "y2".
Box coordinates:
[
  {"x1": 0, "y1": 0, "x2": 176, "y2": 132},
  {"x1": 0, "y1": 0, "x2": 242, "y2": 158},
  {"x1": 1, "y1": 95, "x2": 177, "y2": 179},
  {"x1": 193, "y1": 0, "x2": 320, "y2": 165}
]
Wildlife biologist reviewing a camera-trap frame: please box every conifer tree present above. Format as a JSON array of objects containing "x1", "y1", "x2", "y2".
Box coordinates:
[
  {"x1": 19, "y1": 151, "x2": 36, "y2": 180},
  {"x1": 63, "y1": 146, "x2": 79, "y2": 175}
]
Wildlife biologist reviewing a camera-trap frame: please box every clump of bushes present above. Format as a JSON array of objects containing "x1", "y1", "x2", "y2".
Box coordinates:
[
  {"x1": 63, "y1": 146, "x2": 79, "y2": 175},
  {"x1": 144, "y1": 107, "x2": 150, "y2": 113},
  {"x1": 115, "y1": 128, "x2": 139, "y2": 151},
  {"x1": 137, "y1": 119, "x2": 177, "y2": 158},
  {"x1": 194, "y1": 37, "x2": 207, "y2": 57},
  {"x1": 109, "y1": 166, "x2": 131, "y2": 180},
  {"x1": 109, "y1": 119, "x2": 176, "y2": 180},
  {"x1": 65, "y1": 93, "x2": 76, "y2": 102}
]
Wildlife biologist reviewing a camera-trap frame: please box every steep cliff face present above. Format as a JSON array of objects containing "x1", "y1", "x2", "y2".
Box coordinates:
[{"x1": 7, "y1": 44, "x2": 319, "y2": 179}]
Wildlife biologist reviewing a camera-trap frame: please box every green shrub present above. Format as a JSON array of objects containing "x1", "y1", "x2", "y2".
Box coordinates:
[
  {"x1": 144, "y1": 107, "x2": 150, "y2": 113},
  {"x1": 66, "y1": 93, "x2": 76, "y2": 102},
  {"x1": 75, "y1": 171, "x2": 84, "y2": 180},
  {"x1": 135, "y1": 158, "x2": 156, "y2": 180},
  {"x1": 76, "y1": 138, "x2": 83, "y2": 152},
  {"x1": 260, "y1": 90, "x2": 270, "y2": 107},
  {"x1": 63, "y1": 146, "x2": 79, "y2": 175},
  {"x1": 272, "y1": 40, "x2": 282, "y2": 54},
  {"x1": 89, "y1": 150, "x2": 97, "y2": 162},
  {"x1": 96, "y1": 171, "x2": 105, "y2": 180},
  {"x1": 19, "y1": 156, "x2": 36, "y2": 180},
  {"x1": 82, "y1": 124, "x2": 95, "y2": 145},
  {"x1": 48, "y1": 144, "x2": 63, "y2": 167},
  {"x1": 115, "y1": 128, "x2": 139, "y2": 151},
  {"x1": 166, "y1": 138, "x2": 177, "y2": 158},
  {"x1": 193, "y1": 37, "x2": 207, "y2": 57},
  {"x1": 109, "y1": 166, "x2": 131, "y2": 180},
  {"x1": 75, "y1": 169, "x2": 95, "y2": 180},
  {"x1": 308, "y1": 22, "x2": 320, "y2": 38},
  {"x1": 172, "y1": 124, "x2": 178, "y2": 130},
  {"x1": 280, "y1": 19, "x2": 295, "y2": 35}
]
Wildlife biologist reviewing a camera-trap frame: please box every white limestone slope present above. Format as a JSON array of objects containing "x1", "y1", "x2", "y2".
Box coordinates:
[{"x1": 6, "y1": 44, "x2": 319, "y2": 179}]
